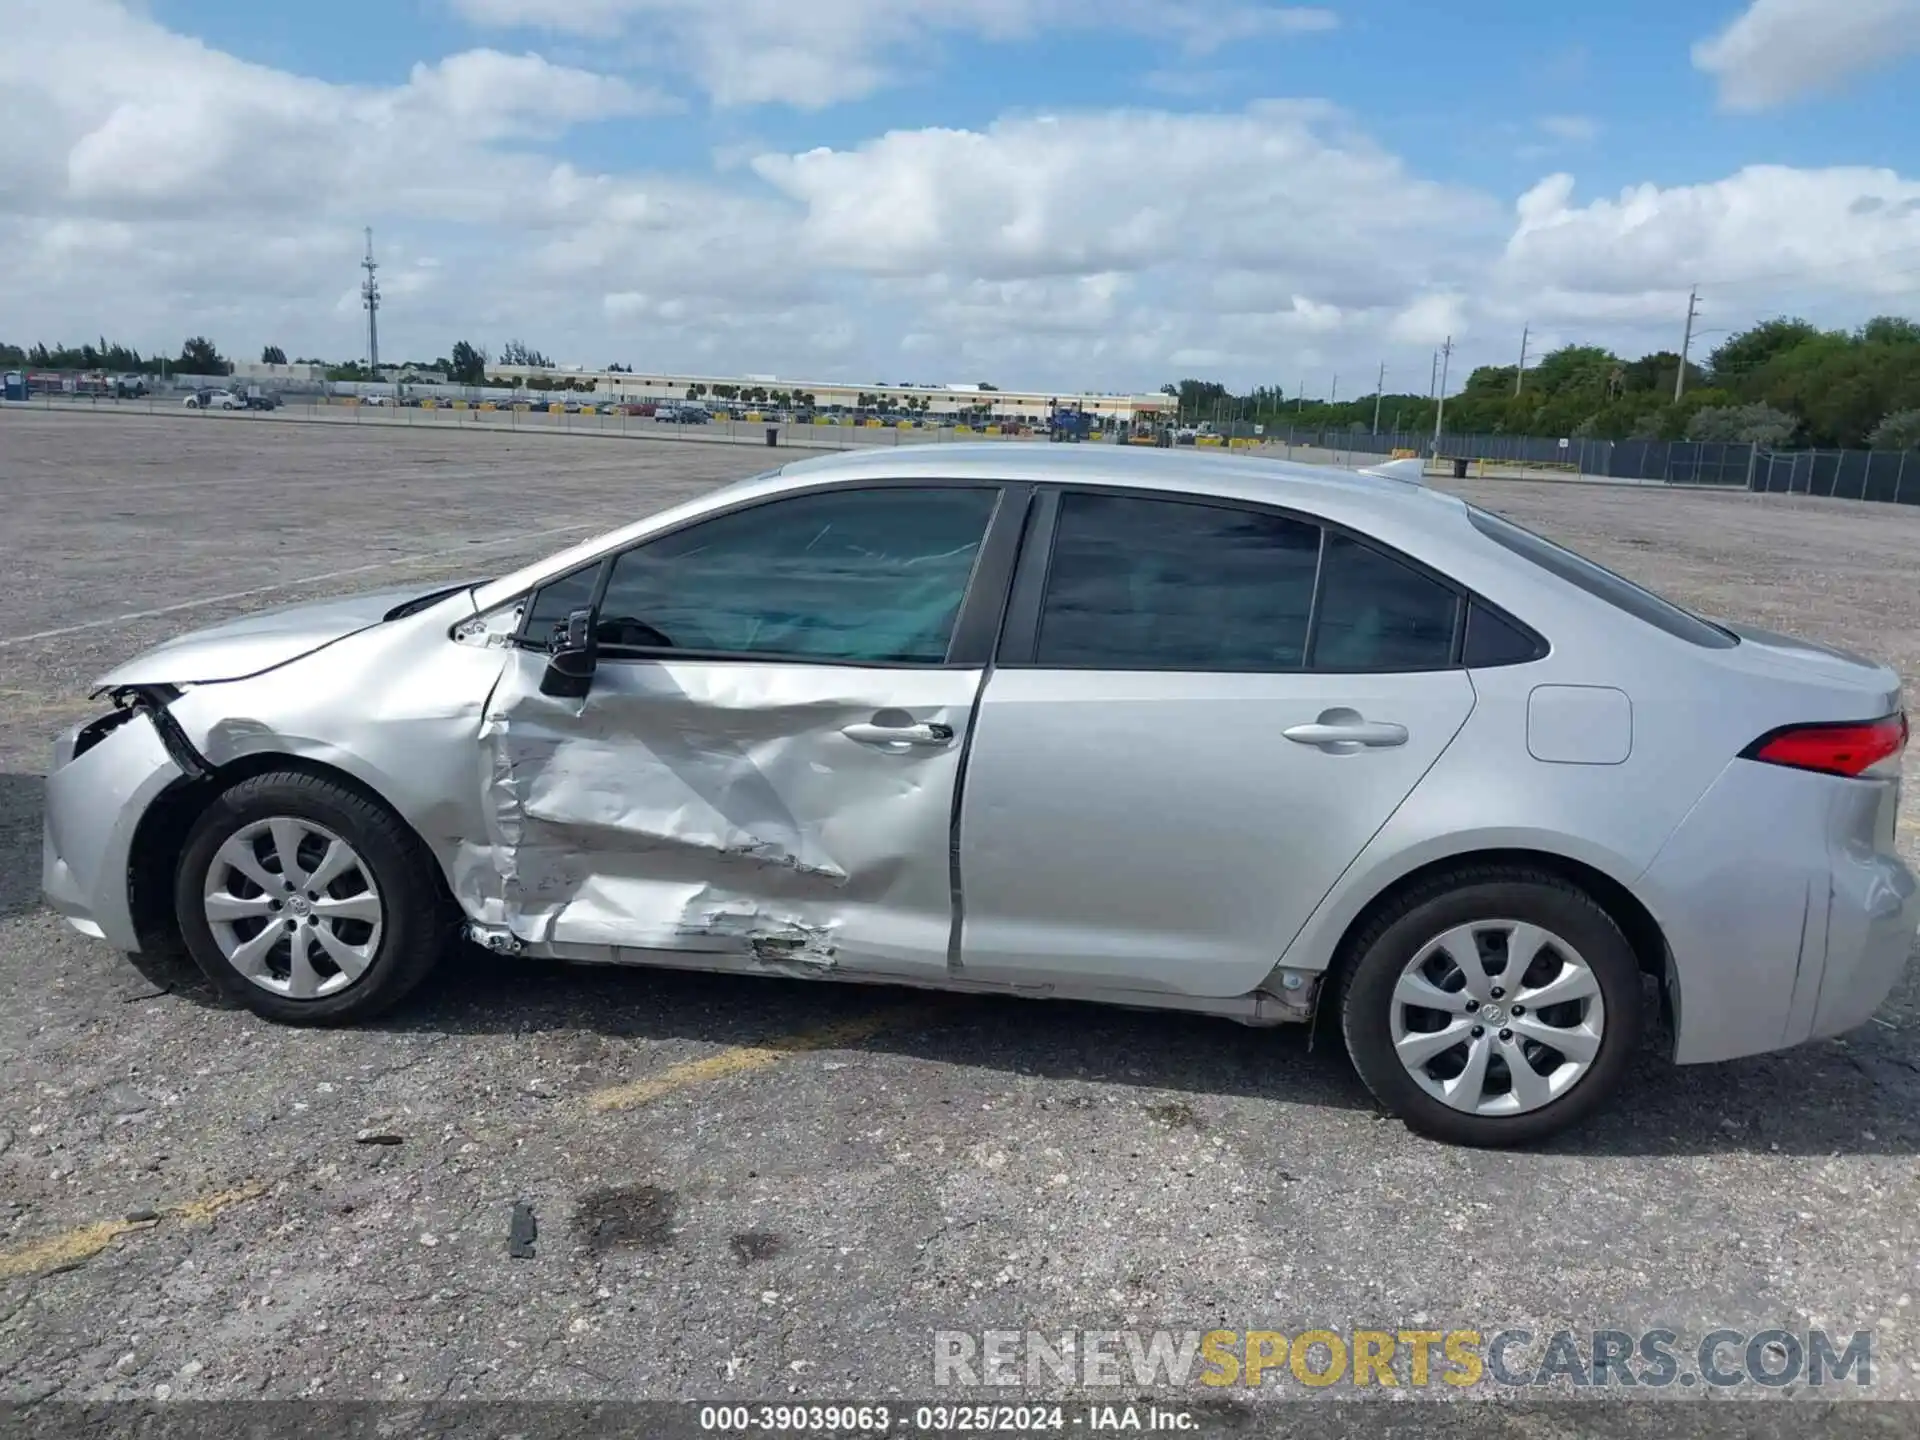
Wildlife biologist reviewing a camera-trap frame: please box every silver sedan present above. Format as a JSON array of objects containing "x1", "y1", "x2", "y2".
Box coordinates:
[{"x1": 42, "y1": 445, "x2": 1917, "y2": 1146}]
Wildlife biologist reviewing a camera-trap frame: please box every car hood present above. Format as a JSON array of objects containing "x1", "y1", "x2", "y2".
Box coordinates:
[{"x1": 92, "y1": 584, "x2": 477, "y2": 690}]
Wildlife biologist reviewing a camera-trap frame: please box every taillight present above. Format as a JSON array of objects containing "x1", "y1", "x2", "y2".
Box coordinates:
[{"x1": 1741, "y1": 713, "x2": 1908, "y2": 778}]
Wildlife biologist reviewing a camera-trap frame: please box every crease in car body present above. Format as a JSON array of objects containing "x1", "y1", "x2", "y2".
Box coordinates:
[{"x1": 469, "y1": 652, "x2": 942, "y2": 969}]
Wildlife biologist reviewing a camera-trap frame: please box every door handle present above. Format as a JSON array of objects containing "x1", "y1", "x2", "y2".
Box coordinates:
[
  {"x1": 842, "y1": 721, "x2": 954, "y2": 748},
  {"x1": 1283, "y1": 719, "x2": 1409, "y2": 750}
]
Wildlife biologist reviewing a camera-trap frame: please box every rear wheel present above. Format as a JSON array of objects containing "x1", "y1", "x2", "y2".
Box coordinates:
[
  {"x1": 1339, "y1": 868, "x2": 1642, "y2": 1147},
  {"x1": 174, "y1": 771, "x2": 446, "y2": 1024}
]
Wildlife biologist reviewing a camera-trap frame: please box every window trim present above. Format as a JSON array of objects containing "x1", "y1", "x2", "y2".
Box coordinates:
[
  {"x1": 510, "y1": 478, "x2": 1028, "y2": 671},
  {"x1": 997, "y1": 482, "x2": 1546, "y2": 676}
]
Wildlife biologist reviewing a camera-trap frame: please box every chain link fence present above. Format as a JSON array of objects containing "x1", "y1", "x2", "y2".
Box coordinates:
[{"x1": 1249, "y1": 426, "x2": 1919, "y2": 502}]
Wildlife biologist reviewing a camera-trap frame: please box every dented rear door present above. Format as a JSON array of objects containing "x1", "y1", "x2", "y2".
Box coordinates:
[{"x1": 474, "y1": 482, "x2": 1016, "y2": 978}]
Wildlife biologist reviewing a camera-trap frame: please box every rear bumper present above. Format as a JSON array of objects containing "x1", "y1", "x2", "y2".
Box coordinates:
[
  {"x1": 1807, "y1": 828, "x2": 1918, "y2": 1041},
  {"x1": 41, "y1": 711, "x2": 185, "y2": 951},
  {"x1": 1642, "y1": 760, "x2": 1917, "y2": 1064}
]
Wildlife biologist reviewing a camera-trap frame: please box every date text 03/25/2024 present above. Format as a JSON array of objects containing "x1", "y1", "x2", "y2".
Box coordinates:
[{"x1": 697, "y1": 1404, "x2": 1193, "y2": 1432}]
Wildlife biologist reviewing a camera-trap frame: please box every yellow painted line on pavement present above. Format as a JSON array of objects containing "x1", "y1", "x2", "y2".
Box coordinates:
[
  {"x1": 0, "y1": 1181, "x2": 267, "y2": 1281},
  {"x1": 587, "y1": 1004, "x2": 944, "y2": 1113}
]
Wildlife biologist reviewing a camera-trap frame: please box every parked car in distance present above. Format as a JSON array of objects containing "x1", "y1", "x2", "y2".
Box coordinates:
[
  {"x1": 362, "y1": 394, "x2": 390, "y2": 407},
  {"x1": 245, "y1": 391, "x2": 281, "y2": 411},
  {"x1": 42, "y1": 446, "x2": 1915, "y2": 1148},
  {"x1": 183, "y1": 390, "x2": 244, "y2": 410}
]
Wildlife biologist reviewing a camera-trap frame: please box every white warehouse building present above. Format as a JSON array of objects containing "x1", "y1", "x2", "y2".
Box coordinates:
[{"x1": 482, "y1": 364, "x2": 1176, "y2": 423}]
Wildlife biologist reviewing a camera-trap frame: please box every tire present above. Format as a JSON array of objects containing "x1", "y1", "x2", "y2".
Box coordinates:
[
  {"x1": 1338, "y1": 867, "x2": 1642, "y2": 1148},
  {"x1": 174, "y1": 771, "x2": 448, "y2": 1025}
]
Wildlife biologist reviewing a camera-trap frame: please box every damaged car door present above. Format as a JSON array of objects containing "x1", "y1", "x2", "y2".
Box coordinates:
[{"x1": 479, "y1": 482, "x2": 1014, "y2": 977}]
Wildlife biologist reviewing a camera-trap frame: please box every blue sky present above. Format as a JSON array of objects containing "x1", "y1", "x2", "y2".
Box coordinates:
[{"x1": 7, "y1": 0, "x2": 1920, "y2": 390}]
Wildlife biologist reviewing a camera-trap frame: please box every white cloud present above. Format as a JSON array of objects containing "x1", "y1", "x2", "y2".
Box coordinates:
[
  {"x1": 451, "y1": 0, "x2": 1337, "y2": 107},
  {"x1": 1501, "y1": 167, "x2": 1920, "y2": 309},
  {"x1": 1692, "y1": 0, "x2": 1920, "y2": 111},
  {"x1": 1388, "y1": 293, "x2": 1467, "y2": 346},
  {"x1": 403, "y1": 49, "x2": 673, "y2": 131},
  {"x1": 750, "y1": 103, "x2": 1487, "y2": 291},
  {"x1": 4, "y1": 1, "x2": 1919, "y2": 393}
]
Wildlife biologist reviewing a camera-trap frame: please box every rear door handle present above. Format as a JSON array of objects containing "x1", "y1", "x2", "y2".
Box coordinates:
[
  {"x1": 842, "y1": 721, "x2": 954, "y2": 748},
  {"x1": 1283, "y1": 720, "x2": 1409, "y2": 750}
]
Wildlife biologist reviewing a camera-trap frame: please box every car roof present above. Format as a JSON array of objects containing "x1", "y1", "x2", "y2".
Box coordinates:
[{"x1": 776, "y1": 442, "x2": 1457, "y2": 521}]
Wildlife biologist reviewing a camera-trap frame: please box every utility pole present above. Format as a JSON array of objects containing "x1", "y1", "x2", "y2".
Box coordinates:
[
  {"x1": 361, "y1": 228, "x2": 381, "y2": 375},
  {"x1": 1296, "y1": 373, "x2": 1306, "y2": 413},
  {"x1": 1371, "y1": 361, "x2": 1385, "y2": 435},
  {"x1": 1433, "y1": 336, "x2": 1454, "y2": 441},
  {"x1": 1675, "y1": 287, "x2": 1700, "y2": 402},
  {"x1": 1515, "y1": 325, "x2": 1529, "y2": 395},
  {"x1": 1330, "y1": 374, "x2": 1339, "y2": 407},
  {"x1": 1428, "y1": 350, "x2": 1439, "y2": 400}
]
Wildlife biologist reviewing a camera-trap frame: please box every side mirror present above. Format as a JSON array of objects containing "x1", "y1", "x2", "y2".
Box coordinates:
[{"x1": 539, "y1": 606, "x2": 598, "y2": 698}]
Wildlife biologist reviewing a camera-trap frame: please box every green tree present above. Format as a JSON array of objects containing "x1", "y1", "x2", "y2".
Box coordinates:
[
  {"x1": 1686, "y1": 403, "x2": 1798, "y2": 445},
  {"x1": 1707, "y1": 318, "x2": 1827, "y2": 388},
  {"x1": 449, "y1": 341, "x2": 487, "y2": 386},
  {"x1": 260, "y1": 345, "x2": 287, "y2": 365},
  {"x1": 1861, "y1": 317, "x2": 1920, "y2": 348},
  {"x1": 177, "y1": 336, "x2": 227, "y2": 374},
  {"x1": 1869, "y1": 408, "x2": 1920, "y2": 450},
  {"x1": 499, "y1": 339, "x2": 552, "y2": 368}
]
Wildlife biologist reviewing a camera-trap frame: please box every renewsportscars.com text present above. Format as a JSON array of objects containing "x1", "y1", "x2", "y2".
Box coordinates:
[{"x1": 932, "y1": 1328, "x2": 1874, "y2": 1391}]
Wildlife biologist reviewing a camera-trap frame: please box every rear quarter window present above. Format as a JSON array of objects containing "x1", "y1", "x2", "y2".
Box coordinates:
[{"x1": 1466, "y1": 506, "x2": 1738, "y2": 649}]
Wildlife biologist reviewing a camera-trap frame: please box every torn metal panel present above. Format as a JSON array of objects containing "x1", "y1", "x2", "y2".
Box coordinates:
[{"x1": 473, "y1": 652, "x2": 980, "y2": 976}]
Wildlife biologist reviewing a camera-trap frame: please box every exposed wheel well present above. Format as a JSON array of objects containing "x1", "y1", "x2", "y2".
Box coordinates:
[
  {"x1": 126, "y1": 753, "x2": 451, "y2": 954},
  {"x1": 1319, "y1": 848, "x2": 1671, "y2": 1023}
]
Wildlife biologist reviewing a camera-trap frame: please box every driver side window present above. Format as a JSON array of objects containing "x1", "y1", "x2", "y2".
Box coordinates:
[{"x1": 582, "y1": 485, "x2": 999, "y2": 665}]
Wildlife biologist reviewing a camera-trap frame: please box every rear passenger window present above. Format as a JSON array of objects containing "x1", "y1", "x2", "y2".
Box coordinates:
[
  {"x1": 1035, "y1": 493, "x2": 1319, "y2": 670},
  {"x1": 1310, "y1": 534, "x2": 1461, "y2": 671},
  {"x1": 1462, "y1": 603, "x2": 1545, "y2": 667}
]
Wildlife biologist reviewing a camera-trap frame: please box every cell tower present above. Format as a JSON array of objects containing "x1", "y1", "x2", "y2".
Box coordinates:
[{"x1": 361, "y1": 227, "x2": 381, "y2": 373}]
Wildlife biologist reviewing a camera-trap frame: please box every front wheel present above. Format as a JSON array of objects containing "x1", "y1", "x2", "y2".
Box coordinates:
[
  {"x1": 1338, "y1": 869, "x2": 1642, "y2": 1147},
  {"x1": 174, "y1": 771, "x2": 447, "y2": 1024}
]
